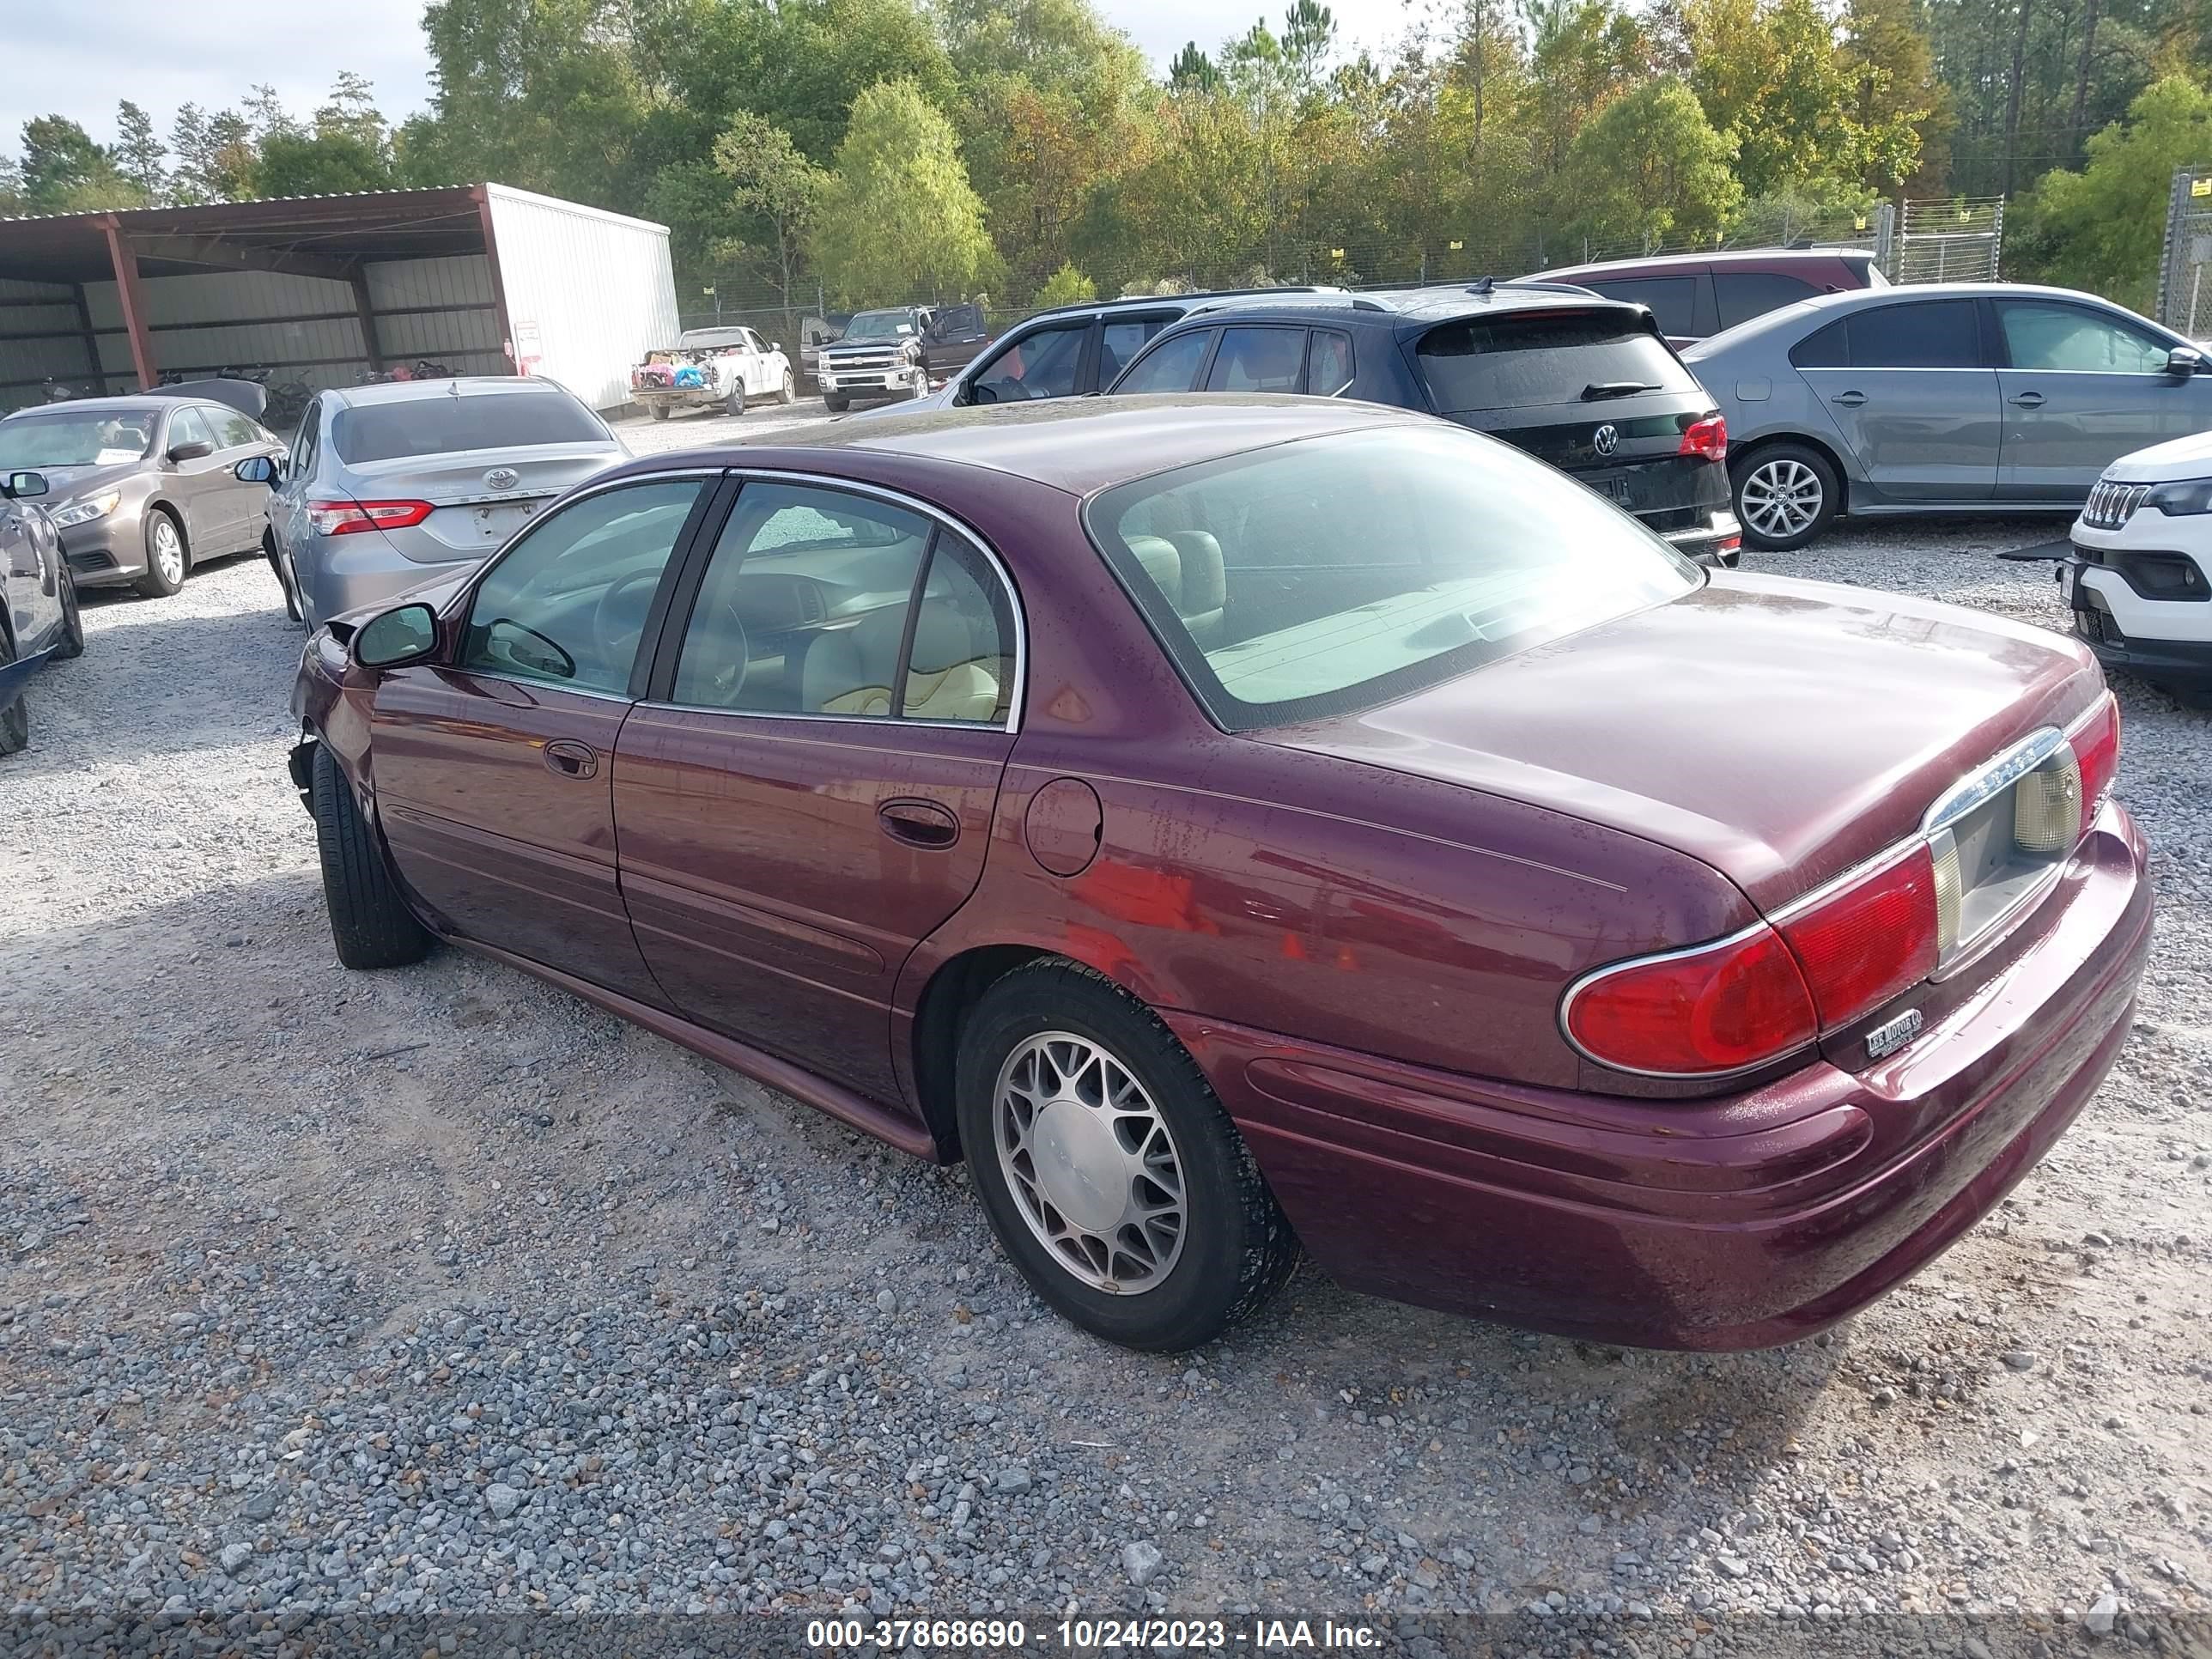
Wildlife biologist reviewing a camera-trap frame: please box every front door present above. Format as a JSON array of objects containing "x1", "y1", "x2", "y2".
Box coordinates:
[
  {"x1": 160, "y1": 406, "x2": 234, "y2": 549},
  {"x1": 612, "y1": 478, "x2": 1019, "y2": 1102},
  {"x1": 1992, "y1": 296, "x2": 2212, "y2": 501},
  {"x1": 367, "y1": 475, "x2": 714, "y2": 1002},
  {"x1": 1796, "y1": 296, "x2": 2000, "y2": 502}
]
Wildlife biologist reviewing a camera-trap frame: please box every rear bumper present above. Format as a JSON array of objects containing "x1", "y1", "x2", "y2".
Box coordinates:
[
  {"x1": 1169, "y1": 801, "x2": 2151, "y2": 1349},
  {"x1": 297, "y1": 534, "x2": 480, "y2": 633},
  {"x1": 1662, "y1": 511, "x2": 1743, "y2": 568}
]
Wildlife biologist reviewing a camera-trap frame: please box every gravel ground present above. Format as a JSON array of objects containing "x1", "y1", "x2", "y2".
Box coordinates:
[{"x1": 3, "y1": 500, "x2": 2209, "y2": 1657}]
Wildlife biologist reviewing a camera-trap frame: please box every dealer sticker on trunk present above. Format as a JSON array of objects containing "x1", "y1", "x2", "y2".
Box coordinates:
[{"x1": 1864, "y1": 1006, "x2": 1925, "y2": 1060}]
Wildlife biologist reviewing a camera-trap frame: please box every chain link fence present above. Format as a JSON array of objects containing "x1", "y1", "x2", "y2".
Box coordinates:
[{"x1": 2157, "y1": 167, "x2": 2212, "y2": 340}]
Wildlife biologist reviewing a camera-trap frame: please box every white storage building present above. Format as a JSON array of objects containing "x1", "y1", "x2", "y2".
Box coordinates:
[{"x1": 0, "y1": 184, "x2": 679, "y2": 417}]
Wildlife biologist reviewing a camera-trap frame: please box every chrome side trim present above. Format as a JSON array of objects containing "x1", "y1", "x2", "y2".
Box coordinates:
[{"x1": 1556, "y1": 920, "x2": 1816, "y2": 1082}]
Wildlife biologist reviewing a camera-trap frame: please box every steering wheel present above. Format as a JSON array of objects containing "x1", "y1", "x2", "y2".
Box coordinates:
[{"x1": 592, "y1": 568, "x2": 663, "y2": 672}]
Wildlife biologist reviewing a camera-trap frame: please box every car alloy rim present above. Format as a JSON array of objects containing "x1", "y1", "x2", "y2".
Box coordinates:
[
  {"x1": 993, "y1": 1031, "x2": 1186, "y2": 1295},
  {"x1": 153, "y1": 518, "x2": 184, "y2": 583},
  {"x1": 1741, "y1": 459, "x2": 1823, "y2": 538}
]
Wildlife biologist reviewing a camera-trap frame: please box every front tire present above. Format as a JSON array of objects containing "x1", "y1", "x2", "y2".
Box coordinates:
[
  {"x1": 311, "y1": 743, "x2": 431, "y2": 969},
  {"x1": 824, "y1": 394, "x2": 849, "y2": 414},
  {"x1": 778, "y1": 369, "x2": 796, "y2": 405},
  {"x1": 52, "y1": 566, "x2": 84, "y2": 659},
  {"x1": 0, "y1": 631, "x2": 27, "y2": 755},
  {"x1": 1732, "y1": 442, "x2": 1839, "y2": 552},
  {"x1": 136, "y1": 508, "x2": 186, "y2": 598},
  {"x1": 265, "y1": 531, "x2": 301, "y2": 623},
  {"x1": 955, "y1": 960, "x2": 1298, "y2": 1352}
]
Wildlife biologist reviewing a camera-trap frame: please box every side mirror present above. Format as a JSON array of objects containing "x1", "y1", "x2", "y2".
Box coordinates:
[
  {"x1": 167, "y1": 440, "x2": 213, "y2": 464},
  {"x1": 2166, "y1": 345, "x2": 2203, "y2": 379},
  {"x1": 352, "y1": 603, "x2": 441, "y2": 670},
  {"x1": 969, "y1": 383, "x2": 997, "y2": 406},
  {"x1": 3, "y1": 470, "x2": 48, "y2": 499},
  {"x1": 771, "y1": 340, "x2": 784, "y2": 352},
  {"x1": 234, "y1": 454, "x2": 282, "y2": 486}
]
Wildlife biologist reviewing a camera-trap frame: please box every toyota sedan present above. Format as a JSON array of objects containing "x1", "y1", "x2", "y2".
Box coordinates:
[{"x1": 290, "y1": 398, "x2": 2152, "y2": 1353}]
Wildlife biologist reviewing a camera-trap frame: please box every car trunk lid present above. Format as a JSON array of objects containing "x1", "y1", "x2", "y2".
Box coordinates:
[
  {"x1": 1262, "y1": 570, "x2": 2106, "y2": 913},
  {"x1": 1457, "y1": 398, "x2": 1723, "y2": 526},
  {"x1": 338, "y1": 445, "x2": 617, "y2": 562}
]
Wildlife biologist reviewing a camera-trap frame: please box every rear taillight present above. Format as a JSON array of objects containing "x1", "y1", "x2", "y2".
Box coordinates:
[
  {"x1": 1564, "y1": 925, "x2": 1819, "y2": 1077},
  {"x1": 2069, "y1": 693, "x2": 2120, "y2": 837},
  {"x1": 1679, "y1": 414, "x2": 1728, "y2": 462},
  {"x1": 308, "y1": 499, "x2": 436, "y2": 537},
  {"x1": 1773, "y1": 844, "x2": 1941, "y2": 1031}
]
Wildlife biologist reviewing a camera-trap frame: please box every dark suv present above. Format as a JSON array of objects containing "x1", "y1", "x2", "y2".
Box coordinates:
[{"x1": 1104, "y1": 283, "x2": 1741, "y2": 565}]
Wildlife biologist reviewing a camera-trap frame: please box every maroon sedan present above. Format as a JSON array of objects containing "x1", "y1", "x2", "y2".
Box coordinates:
[{"x1": 291, "y1": 397, "x2": 2151, "y2": 1353}]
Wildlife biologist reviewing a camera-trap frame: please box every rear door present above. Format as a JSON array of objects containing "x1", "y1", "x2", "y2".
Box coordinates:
[
  {"x1": 1991, "y1": 296, "x2": 2212, "y2": 501},
  {"x1": 612, "y1": 479, "x2": 1018, "y2": 1102},
  {"x1": 1792, "y1": 297, "x2": 1998, "y2": 502},
  {"x1": 366, "y1": 475, "x2": 717, "y2": 1000}
]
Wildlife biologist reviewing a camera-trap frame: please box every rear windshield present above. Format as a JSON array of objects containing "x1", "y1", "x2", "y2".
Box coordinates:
[
  {"x1": 1085, "y1": 424, "x2": 1698, "y2": 732},
  {"x1": 331, "y1": 392, "x2": 604, "y2": 465},
  {"x1": 1416, "y1": 312, "x2": 1697, "y2": 413}
]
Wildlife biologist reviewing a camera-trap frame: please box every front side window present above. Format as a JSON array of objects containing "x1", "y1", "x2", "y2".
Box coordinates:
[
  {"x1": 332, "y1": 390, "x2": 605, "y2": 465},
  {"x1": 1844, "y1": 301, "x2": 1982, "y2": 368},
  {"x1": 970, "y1": 324, "x2": 1086, "y2": 404},
  {"x1": 1086, "y1": 424, "x2": 1698, "y2": 732},
  {"x1": 1204, "y1": 326, "x2": 1306, "y2": 392},
  {"x1": 1998, "y1": 302, "x2": 2171, "y2": 374},
  {"x1": 167, "y1": 407, "x2": 218, "y2": 452},
  {"x1": 461, "y1": 480, "x2": 705, "y2": 694},
  {"x1": 672, "y1": 483, "x2": 1012, "y2": 725},
  {"x1": 1113, "y1": 329, "x2": 1213, "y2": 394},
  {"x1": 291, "y1": 400, "x2": 322, "y2": 477},
  {"x1": 1415, "y1": 313, "x2": 1698, "y2": 412}
]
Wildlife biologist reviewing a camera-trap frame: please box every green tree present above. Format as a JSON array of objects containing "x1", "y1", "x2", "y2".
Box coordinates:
[
  {"x1": 2012, "y1": 74, "x2": 2212, "y2": 312},
  {"x1": 169, "y1": 105, "x2": 258, "y2": 203},
  {"x1": 711, "y1": 112, "x2": 829, "y2": 309},
  {"x1": 1170, "y1": 42, "x2": 1223, "y2": 89},
  {"x1": 18, "y1": 116, "x2": 109, "y2": 210},
  {"x1": 256, "y1": 130, "x2": 397, "y2": 198},
  {"x1": 1033, "y1": 259, "x2": 1097, "y2": 304},
  {"x1": 807, "y1": 79, "x2": 999, "y2": 305},
  {"x1": 113, "y1": 101, "x2": 167, "y2": 201},
  {"x1": 1841, "y1": 0, "x2": 1951, "y2": 191},
  {"x1": 1560, "y1": 78, "x2": 1741, "y2": 250}
]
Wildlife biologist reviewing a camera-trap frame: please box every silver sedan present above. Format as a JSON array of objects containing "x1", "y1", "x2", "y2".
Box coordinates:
[
  {"x1": 249, "y1": 378, "x2": 627, "y2": 629},
  {"x1": 1682, "y1": 282, "x2": 2212, "y2": 550}
]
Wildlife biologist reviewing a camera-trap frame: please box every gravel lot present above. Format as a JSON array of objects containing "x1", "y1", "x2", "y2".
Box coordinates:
[{"x1": 3, "y1": 445, "x2": 2209, "y2": 1656}]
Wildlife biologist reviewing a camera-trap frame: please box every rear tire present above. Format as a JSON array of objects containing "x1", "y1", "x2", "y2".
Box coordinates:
[
  {"x1": 650, "y1": 404, "x2": 670, "y2": 422},
  {"x1": 136, "y1": 508, "x2": 186, "y2": 598},
  {"x1": 954, "y1": 959, "x2": 1299, "y2": 1352},
  {"x1": 311, "y1": 742, "x2": 431, "y2": 969},
  {"x1": 52, "y1": 567, "x2": 84, "y2": 659},
  {"x1": 1731, "y1": 442, "x2": 1839, "y2": 552},
  {"x1": 724, "y1": 383, "x2": 747, "y2": 417},
  {"x1": 0, "y1": 631, "x2": 27, "y2": 756}
]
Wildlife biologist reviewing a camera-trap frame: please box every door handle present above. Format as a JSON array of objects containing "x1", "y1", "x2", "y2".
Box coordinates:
[
  {"x1": 1829, "y1": 391, "x2": 1867, "y2": 407},
  {"x1": 2009, "y1": 391, "x2": 2046, "y2": 408},
  {"x1": 878, "y1": 799, "x2": 960, "y2": 849},
  {"x1": 543, "y1": 739, "x2": 599, "y2": 779}
]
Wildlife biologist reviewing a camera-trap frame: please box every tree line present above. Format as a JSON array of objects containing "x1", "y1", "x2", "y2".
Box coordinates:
[{"x1": 2, "y1": 0, "x2": 2208, "y2": 315}]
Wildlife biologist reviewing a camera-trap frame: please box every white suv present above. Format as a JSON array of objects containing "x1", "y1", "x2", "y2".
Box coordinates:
[{"x1": 2064, "y1": 430, "x2": 2212, "y2": 708}]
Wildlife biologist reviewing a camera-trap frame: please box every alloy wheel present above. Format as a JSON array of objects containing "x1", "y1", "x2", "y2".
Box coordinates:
[
  {"x1": 1740, "y1": 459, "x2": 1824, "y2": 540},
  {"x1": 993, "y1": 1031, "x2": 1187, "y2": 1295},
  {"x1": 152, "y1": 517, "x2": 185, "y2": 586}
]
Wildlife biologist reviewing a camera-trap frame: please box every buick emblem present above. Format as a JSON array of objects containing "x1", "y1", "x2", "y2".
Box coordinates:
[
  {"x1": 483, "y1": 466, "x2": 520, "y2": 492},
  {"x1": 1592, "y1": 424, "x2": 1620, "y2": 458}
]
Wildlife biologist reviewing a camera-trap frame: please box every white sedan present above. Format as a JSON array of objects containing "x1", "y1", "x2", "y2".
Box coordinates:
[{"x1": 2063, "y1": 428, "x2": 2212, "y2": 708}]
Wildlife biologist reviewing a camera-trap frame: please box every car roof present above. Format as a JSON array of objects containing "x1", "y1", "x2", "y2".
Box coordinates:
[
  {"x1": 1150, "y1": 281, "x2": 1638, "y2": 335},
  {"x1": 1534, "y1": 248, "x2": 1870, "y2": 280},
  {"x1": 1017, "y1": 286, "x2": 1348, "y2": 327},
  {"x1": 3, "y1": 394, "x2": 214, "y2": 419},
  {"x1": 1683, "y1": 281, "x2": 2168, "y2": 355},
  {"x1": 329, "y1": 376, "x2": 581, "y2": 410},
  {"x1": 616, "y1": 394, "x2": 1438, "y2": 499}
]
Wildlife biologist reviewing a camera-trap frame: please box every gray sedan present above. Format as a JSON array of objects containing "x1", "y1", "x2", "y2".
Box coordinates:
[
  {"x1": 0, "y1": 397, "x2": 286, "y2": 597},
  {"x1": 1681, "y1": 283, "x2": 2212, "y2": 549},
  {"x1": 0, "y1": 468, "x2": 84, "y2": 756},
  {"x1": 250, "y1": 378, "x2": 626, "y2": 630}
]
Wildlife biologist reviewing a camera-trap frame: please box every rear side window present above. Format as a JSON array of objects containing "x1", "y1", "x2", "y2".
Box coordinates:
[
  {"x1": 1205, "y1": 327, "x2": 1306, "y2": 392},
  {"x1": 1715, "y1": 271, "x2": 1824, "y2": 331},
  {"x1": 1415, "y1": 313, "x2": 1698, "y2": 413},
  {"x1": 1841, "y1": 301, "x2": 1982, "y2": 369},
  {"x1": 1114, "y1": 330, "x2": 1213, "y2": 394},
  {"x1": 1790, "y1": 319, "x2": 1849, "y2": 368},
  {"x1": 1306, "y1": 330, "x2": 1355, "y2": 396},
  {"x1": 1099, "y1": 314, "x2": 1176, "y2": 385},
  {"x1": 1589, "y1": 277, "x2": 1698, "y2": 338},
  {"x1": 332, "y1": 391, "x2": 605, "y2": 465}
]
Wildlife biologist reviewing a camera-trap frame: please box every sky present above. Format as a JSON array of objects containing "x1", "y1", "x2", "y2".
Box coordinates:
[{"x1": 0, "y1": 0, "x2": 1430, "y2": 158}]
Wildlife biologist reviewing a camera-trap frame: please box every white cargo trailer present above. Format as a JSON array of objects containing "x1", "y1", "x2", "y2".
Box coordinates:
[{"x1": 0, "y1": 184, "x2": 680, "y2": 418}]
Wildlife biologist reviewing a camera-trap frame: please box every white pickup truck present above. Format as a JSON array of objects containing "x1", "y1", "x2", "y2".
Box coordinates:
[{"x1": 629, "y1": 326, "x2": 797, "y2": 419}]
